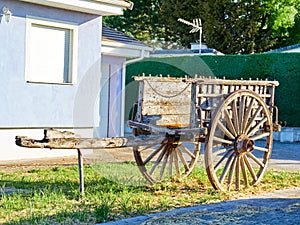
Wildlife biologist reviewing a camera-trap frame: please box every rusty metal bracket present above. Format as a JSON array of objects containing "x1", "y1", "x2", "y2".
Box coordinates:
[{"x1": 272, "y1": 105, "x2": 281, "y2": 132}]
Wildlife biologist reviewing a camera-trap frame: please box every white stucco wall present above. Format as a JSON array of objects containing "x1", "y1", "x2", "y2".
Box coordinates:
[
  {"x1": 96, "y1": 55, "x2": 125, "y2": 138},
  {"x1": 0, "y1": 0, "x2": 103, "y2": 160},
  {"x1": 0, "y1": 0, "x2": 102, "y2": 129}
]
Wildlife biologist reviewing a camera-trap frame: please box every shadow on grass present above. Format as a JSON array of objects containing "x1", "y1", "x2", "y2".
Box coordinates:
[
  {"x1": 0, "y1": 170, "x2": 147, "y2": 199},
  {"x1": 0, "y1": 164, "x2": 213, "y2": 224},
  {"x1": 0, "y1": 173, "x2": 149, "y2": 224}
]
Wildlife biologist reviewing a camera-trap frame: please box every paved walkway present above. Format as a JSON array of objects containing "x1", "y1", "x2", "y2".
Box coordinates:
[
  {"x1": 103, "y1": 190, "x2": 300, "y2": 225},
  {"x1": 268, "y1": 141, "x2": 300, "y2": 171},
  {"x1": 101, "y1": 141, "x2": 300, "y2": 225}
]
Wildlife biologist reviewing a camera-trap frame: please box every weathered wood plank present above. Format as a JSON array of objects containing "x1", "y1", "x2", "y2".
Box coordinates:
[
  {"x1": 153, "y1": 115, "x2": 191, "y2": 127},
  {"x1": 140, "y1": 79, "x2": 192, "y2": 126},
  {"x1": 133, "y1": 75, "x2": 279, "y2": 86},
  {"x1": 16, "y1": 135, "x2": 168, "y2": 149},
  {"x1": 16, "y1": 125, "x2": 207, "y2": 150},
  {"x1": 142, "y1": 104, "x2": 191, "y2": 116},
  {"x1": 143, "y1": 97, "x2": 192, "y2": 106},
  {"x1": 43, "y1": 129, "x2": 78, "y2": 139},
  {"x1": 143, "y1": 81, "x2": 190, "y2": 98},
  {"x1": 133, "y1": 76, "x2": 189, "y2": 82},
  {"x1": 183, "y1": 77, "x2": 279, "y2": 86}
]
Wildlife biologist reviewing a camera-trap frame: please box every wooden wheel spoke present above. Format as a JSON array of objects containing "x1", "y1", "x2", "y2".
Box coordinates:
[
  {"x1": 214, "y1": 149, "x2": 234, "y2": 171},
  {"x1": 159, "y1": 147, "x2": 170, "y2": 179},
  {"x1": 242, "y1": 97, "x2": 255, "y2": 133},
  {"x1": 217, "y1": 120, "x2": 235, "y2": 140},
  {"x1": 143, "y1": 144, "x2": 166, "y2": 165},
  {"x1": 213, "y1": 136, "x2": 233, "y2": 145},
  {"x1": 219, "y1": 152, "x2": 235, "y2": 184},
  {"x1": 244, "y1": 155, "x2": 257, "y2": 181},
  {"x1": 173, "y1": 149, "x2": 180, "y2": 175},
  {"x1": 176, "y1": 148, "x2": 189, "y2": 171},
  {"x1": 135, "y1": 142, "x2": 199, "y2": 184},
  {"x1": 235, "y1": 155, "x2": 241, "y2": 190},
  {"x1": 149, "y1": 145, "x2": 167, "y2": 175},
  {"x1": 214, "y1": 146, "x2": 233, "y2": 156},
  {"x1": 168, "y1": 149, "x2": 174, "y2": 176},
  {"x1": 247, "y1": 152, "x2": 265, "y2": 168},
  {"x1": 244, "y1": 105, "x2": 263, "y2": 134},
  {"x1": 232, "y1": 99, "x2": 240, "y2": 134},
  {"x1": 224, "y1": 108, "x2": 238, "y2": 136},
  {"x1": 139, "y1": 143, "x2": 161, "y2": 152},
  {"x1": 227, "y1": 155, "x2": 238, "y2": 188},
  {"x1": 240, "y1": 156, "x2": 249, "y2": 187},
  {"x1": 253, "y1": 145, "x2": 269, "y2": 152},
  {"x1": 178, "y1": 144, "x2": 195, "y2": 159},
  {"x1": 238, "y1": 96, "x2": 246, "y2": 133},
  {"x1": 250, "y1": 132, "x2": 270, "y2": 141},
  {"x1": 247, "y1": 117, "x2": 268, "y2": 137}
]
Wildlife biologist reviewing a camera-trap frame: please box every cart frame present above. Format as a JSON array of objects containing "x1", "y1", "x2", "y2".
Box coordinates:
[{"x1": 16, "y1": 75, "x2": 280, "y2": 193}]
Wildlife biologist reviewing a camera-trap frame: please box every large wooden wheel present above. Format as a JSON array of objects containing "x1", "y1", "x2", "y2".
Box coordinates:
[
  {"x1": 133, "y1": 134, "x2": 200, "y2": 184},
  {"x1": 205, "y1": 90, "x2": 273, "y2": 191}
]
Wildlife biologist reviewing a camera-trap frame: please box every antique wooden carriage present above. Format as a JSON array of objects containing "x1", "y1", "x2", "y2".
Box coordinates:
[{"x1": 17, "y1": 75, "x2": 280, "y2": 192}]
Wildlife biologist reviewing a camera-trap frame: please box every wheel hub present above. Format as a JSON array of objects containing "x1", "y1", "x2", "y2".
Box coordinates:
[
  {"x1": 166, "y1": 133, "x2": 180, "y2": 147},
  {"x1": 234, "y1": 134, "x2": 254, "y2": 155}
]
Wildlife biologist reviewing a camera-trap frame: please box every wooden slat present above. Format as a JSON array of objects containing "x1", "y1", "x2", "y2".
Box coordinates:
[
  {"x1": 154, "y1": 114, "x2": 191, "y2": 127},
  {"x1": 133, "y1": 76, "x2": 189, "y2": 82},
  {"x1": 143, "y1": 93, "x2": 191, "y2": 104},
  {"x1": 140, "y1": 78, "x2": 192, "y2": 126},
  {"x1": 184, "y1": 78, "x2": 279, "y2": 87},
  {"x1": 142, "y1": 104, "x2": 191, "y2": 116}
]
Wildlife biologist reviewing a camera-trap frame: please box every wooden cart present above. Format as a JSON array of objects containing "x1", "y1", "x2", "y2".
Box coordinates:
[{"x1": 16, "y1": 75, "x2": 280, "y2": 192}]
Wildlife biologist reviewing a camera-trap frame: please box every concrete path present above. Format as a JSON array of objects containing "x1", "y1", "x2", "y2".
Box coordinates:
[
  {"x1": 269, "y1": 141, "x2": 300, "y2": 171},
  {"x1": 102, "y1": 191, "x2": 300, "y2": 225},
  {"x1": 101, "y1": 141, "x2": 300, "y2": 225}
]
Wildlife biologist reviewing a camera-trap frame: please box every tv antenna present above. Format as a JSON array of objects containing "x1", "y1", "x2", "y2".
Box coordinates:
[{"x1": 178, "y1": 18, "x2": 202, "y2": 54}]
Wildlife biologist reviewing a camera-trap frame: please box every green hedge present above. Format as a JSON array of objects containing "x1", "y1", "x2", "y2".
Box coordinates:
[{"x1": 126, "y1": 53, "x2": 300, "y2": 127}]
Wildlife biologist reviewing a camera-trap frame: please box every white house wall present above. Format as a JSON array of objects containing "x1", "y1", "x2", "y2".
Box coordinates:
[
  {"x1": 108, "y1": 63, "x2": 123, "y2": 137},
  {"x1": 97, "y1": 55, "x2": 125, "y2": 138},
  {"x1": 0, "y1": 0, "x2": 102, "y2": 129},
  {"x1": 0, "y1": 0, "x2": 103, "y2": 160},
  {"x1": 97, "y1": 63, "x2": 110, "y2": 138}
]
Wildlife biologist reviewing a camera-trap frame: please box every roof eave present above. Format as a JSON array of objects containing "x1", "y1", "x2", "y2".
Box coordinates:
[
  {"x1": 102, "y1": 40, "x2": 153, "y2": 51},
  {"x1": 93, "y1": 0, "x2": 133, "y2": 10},
  {"x1": 102, "y1": 40, "x2": 152, "y2": 58},
  {"x1": 18, "y1": 0, "x2": 132, "y2": 16}
]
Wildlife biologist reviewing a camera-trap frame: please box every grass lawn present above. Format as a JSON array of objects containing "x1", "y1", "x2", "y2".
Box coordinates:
[{"x1": 0, "y1": 162, "x2": 299, "y2": 224}]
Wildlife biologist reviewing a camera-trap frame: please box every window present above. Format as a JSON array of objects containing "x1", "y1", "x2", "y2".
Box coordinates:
[{"x1": 26, "y1": 18, "x2": 78, "y2": 84}]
